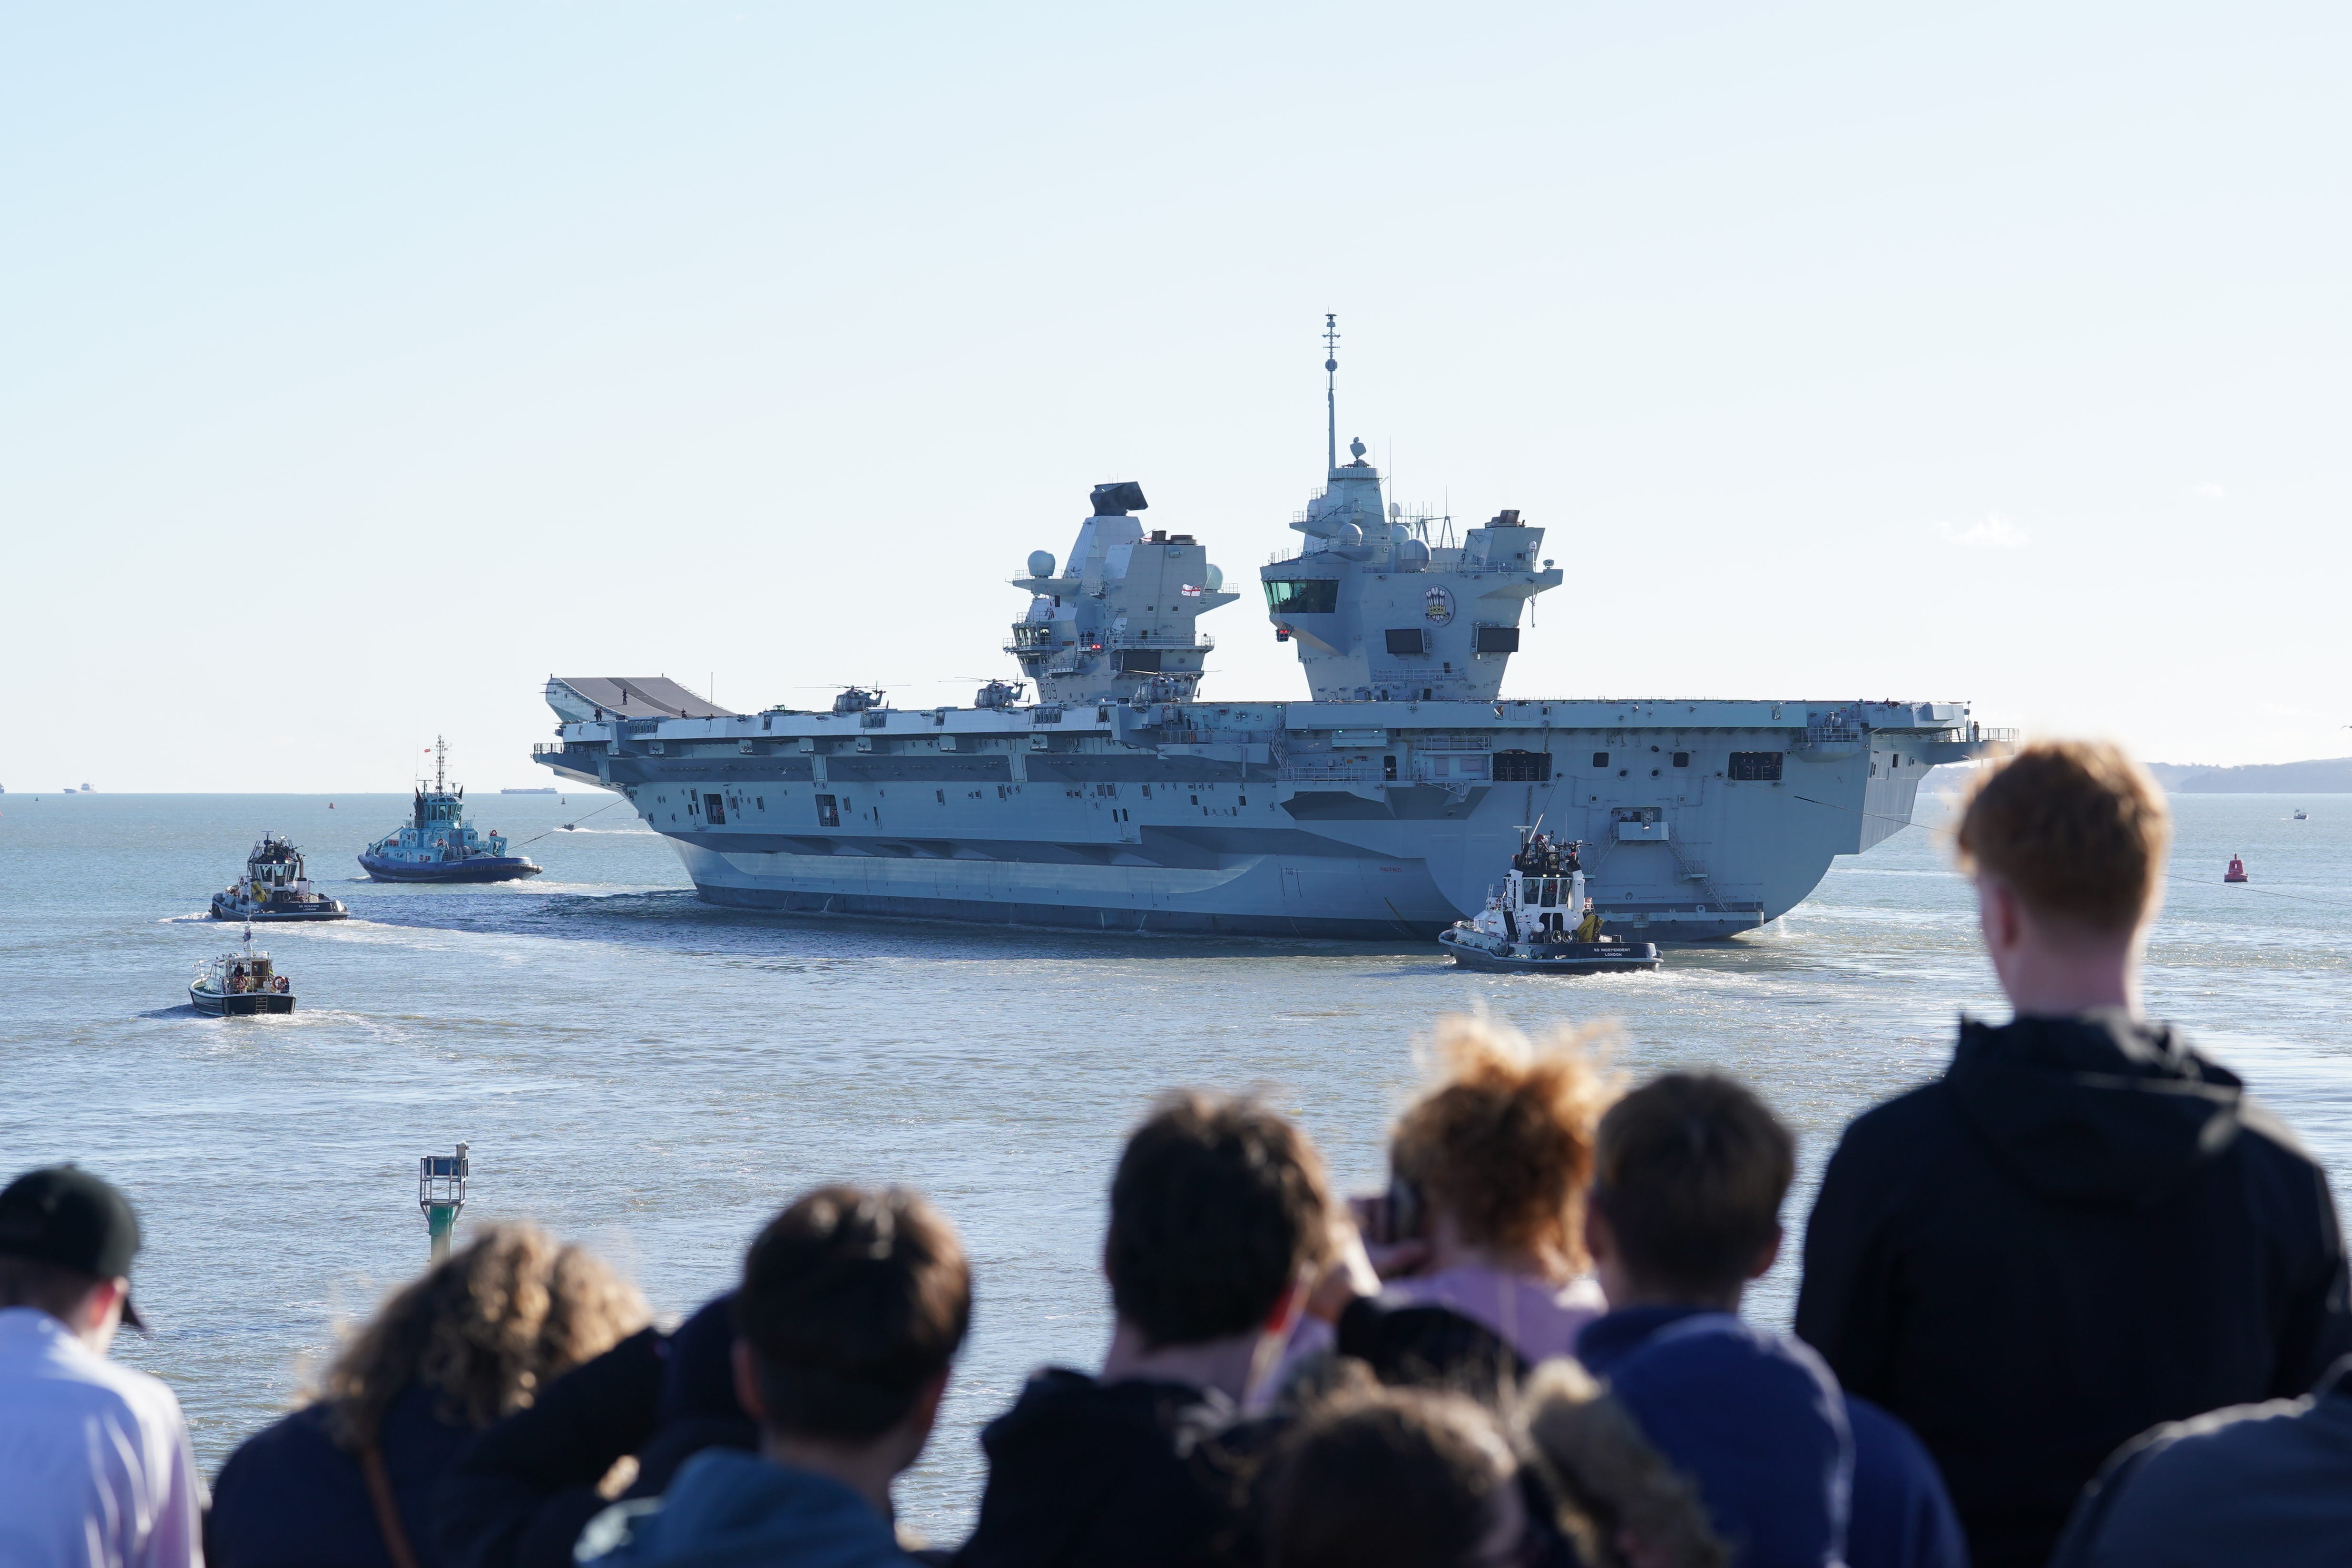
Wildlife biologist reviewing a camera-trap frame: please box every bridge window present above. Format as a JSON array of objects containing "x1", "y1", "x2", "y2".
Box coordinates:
[
  {"x1": 1728, "y1": 751, "x2": 1784, "y2": 782},
  {"x1": 1384, "y1": 627, "x2": 1429, "y2": 656},
  {"x1": 1263, "y1": 578, "x2": 1340, "y2": 615},
  {"x1": 1472, "y1": 626, "x2": 1520, "y2": 654}
]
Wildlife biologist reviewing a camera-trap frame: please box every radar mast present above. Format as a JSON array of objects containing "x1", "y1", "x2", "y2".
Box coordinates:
[{"x1": 1323, "y1": 313, "x2": 1340, "y2": 472}]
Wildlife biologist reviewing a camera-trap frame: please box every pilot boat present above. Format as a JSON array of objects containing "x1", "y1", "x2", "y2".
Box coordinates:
[
  {"x1": 360, "y1": 737, "x2": 541, "y2": 884},
  {"x1": 211, "y1": 832, "x2": 348, "y2": 921},
  {"x1": 1438, "y1": 831, "x2": 1663, "y2": 974},
  {"x1": 190, "y1": 925, "x2": 296, "y2": 1015}
]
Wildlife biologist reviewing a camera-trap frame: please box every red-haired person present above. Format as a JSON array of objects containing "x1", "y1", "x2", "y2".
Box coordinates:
[{"x1": 1303, "y1": 1016, "x2": 1612, "y2": 1392}]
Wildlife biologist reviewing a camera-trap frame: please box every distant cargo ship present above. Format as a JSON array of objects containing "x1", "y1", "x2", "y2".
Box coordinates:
[{"x1": 529, "y1": 326, "x2": 2009, "y2": 938}]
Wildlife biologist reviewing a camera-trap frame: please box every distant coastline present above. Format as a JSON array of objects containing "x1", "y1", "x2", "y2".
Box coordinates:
[{"x1": 1930, "y1": 756, "x2": 2352, "y2": 795}]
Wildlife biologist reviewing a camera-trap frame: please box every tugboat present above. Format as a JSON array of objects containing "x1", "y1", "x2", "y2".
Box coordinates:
[
  {"x1": 1438, "y1": 830, "x2": 1664, "y2": 975},
  {"x1": 190, "y1": 925, "x2": 296, "y2": 1016},
  {"x1": 211, "y1": 833, "x2": 348, "y2": 921},
  {"x1": 2225, "y1": 855, "x2": 2249, "y2": 883},
  {"x1": 360, "y1": 737, "x2": 541, "y2": 883}
]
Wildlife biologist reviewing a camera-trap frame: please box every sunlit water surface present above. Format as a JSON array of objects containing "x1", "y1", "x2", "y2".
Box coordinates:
[{"x1": 4, "y1": 789, "x2": 2346, "y2": 1539}]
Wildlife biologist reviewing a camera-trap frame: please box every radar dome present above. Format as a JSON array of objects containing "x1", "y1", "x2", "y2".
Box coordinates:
[
  {"x1": 1397, "y1": 539, "x2": 1430, "y2": 570},
  {"x1": 1334, "y1": 522, "x2": 1363, "y2": 548},
  {"x1": 1027, "y1": 550, "x2": 1055, "y2": 578},
  {"x1": 1203, "y1": 564, "x2": 1224, "y2": 592}
]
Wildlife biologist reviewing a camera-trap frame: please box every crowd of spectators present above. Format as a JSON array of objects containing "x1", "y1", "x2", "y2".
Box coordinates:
[{"x1": 5, "y1": 740, "x2": 2347, "y2": 1568}]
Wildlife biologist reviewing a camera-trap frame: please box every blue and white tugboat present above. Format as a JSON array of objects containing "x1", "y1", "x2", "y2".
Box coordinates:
[
  {"x1": 1438, "y1": 830, "x2": 1663, "y2": 975},
  {"x1": 211, "y1": 832, "x2": 348, "y2": 921},
  {"x1": 190, "y1": 924, "x2": 296, "y2": 1015},
  {"x1": 359, "y1": 738, "x2": 541, "y2": 884}
]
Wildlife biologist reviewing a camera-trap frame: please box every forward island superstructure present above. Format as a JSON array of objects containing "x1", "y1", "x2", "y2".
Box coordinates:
[{"x1": 530, "y1": 329, "x2": 2008, "y2": 938}]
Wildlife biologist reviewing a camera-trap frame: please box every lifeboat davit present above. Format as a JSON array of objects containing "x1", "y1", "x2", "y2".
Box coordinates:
[{"x1": 2224, "y1": 855, "x2": 2249, "y2": 883}]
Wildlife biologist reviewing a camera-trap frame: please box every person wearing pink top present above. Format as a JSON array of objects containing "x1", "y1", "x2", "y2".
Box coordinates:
[{"x1": 1294, "y1": 1015, "x2": 1614, "y2": 1394}]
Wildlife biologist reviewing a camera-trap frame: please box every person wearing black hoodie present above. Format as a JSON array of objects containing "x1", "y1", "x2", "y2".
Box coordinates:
[
  {"x1": 1796, "y1": 741, "x2": 2351, "y2": 1568},
  {"x1": 436, "y1": 1293, "x2": 758, "y2": 1568},
  {"x1": 955, "y1": 1090, "x2": 1333, "y2": 1568}
]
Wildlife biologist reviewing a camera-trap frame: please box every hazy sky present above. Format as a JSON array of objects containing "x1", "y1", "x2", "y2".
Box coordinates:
[{"x1": 4, "y1": 2, "x2": 2344, "y2": 792}]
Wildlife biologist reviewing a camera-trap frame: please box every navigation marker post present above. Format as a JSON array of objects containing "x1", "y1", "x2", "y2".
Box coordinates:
[{"x1": 419, "y1": 1142, "x2": 470, "y2": 1262}]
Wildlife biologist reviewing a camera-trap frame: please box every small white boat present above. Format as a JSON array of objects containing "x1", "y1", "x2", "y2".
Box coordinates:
[
  {"x1": 1439, "y1": 830, "x2": 1663, "y2": 975},
  {"x1": 190, "y1": 925, "x2": 296, "y2": 1016}
]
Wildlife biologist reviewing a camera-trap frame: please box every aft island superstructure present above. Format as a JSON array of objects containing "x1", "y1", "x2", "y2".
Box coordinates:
[{"x1": 531, "y1": 332, "x2": 2007, "y2": 938}]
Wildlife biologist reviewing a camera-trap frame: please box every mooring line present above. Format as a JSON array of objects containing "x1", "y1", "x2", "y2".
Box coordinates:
[{"x1": 512, "y1": 796, "x2": 627, "y2": 848}]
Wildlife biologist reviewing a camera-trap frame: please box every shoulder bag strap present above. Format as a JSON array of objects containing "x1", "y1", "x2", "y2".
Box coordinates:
[{"x1": 358, "y1": 1442, "x2": 425, "y2": 1568}]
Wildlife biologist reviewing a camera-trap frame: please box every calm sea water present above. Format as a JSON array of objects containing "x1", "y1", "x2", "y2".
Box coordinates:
[{"x1": 4, "y1": 788, "x2": 2347, "y2": 1539}]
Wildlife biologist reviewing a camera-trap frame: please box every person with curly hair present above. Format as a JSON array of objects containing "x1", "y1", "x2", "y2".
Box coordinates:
[
  {"x1": 207, "y1": 1221, "x2": 649, "y2": 1568},
  {"x1": 1302, "y1": 1014, "x2": 1614, "y2": 1393}
]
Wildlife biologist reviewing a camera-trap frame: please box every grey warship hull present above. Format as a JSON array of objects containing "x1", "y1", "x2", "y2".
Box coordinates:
[{"x1": 532, "y1": 697, "x2": 1994, "y2": 941}]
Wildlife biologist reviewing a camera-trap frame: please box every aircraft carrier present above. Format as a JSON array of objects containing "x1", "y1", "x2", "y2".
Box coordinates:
[{"x1": 529, "y1": 334, "x2": 2008, "y2": 940}]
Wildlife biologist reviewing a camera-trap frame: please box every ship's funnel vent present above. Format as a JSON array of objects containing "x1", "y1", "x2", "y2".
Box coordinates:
[{"x1": 1090, "y1": 481, "x2": 1148, "y2": 517}]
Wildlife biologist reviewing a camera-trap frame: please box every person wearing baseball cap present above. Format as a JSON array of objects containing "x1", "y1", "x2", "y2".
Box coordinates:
[{"x1": 0, "y1": 1165, "x2": 204, "y2": 1568}]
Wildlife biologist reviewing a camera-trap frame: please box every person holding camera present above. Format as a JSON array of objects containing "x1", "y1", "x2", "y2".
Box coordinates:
[{"x1": 1303, "y1": 1015, "x2": 1612, "y2": 1393}]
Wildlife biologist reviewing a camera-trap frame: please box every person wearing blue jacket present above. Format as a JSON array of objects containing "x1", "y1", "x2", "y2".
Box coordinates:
[
  {"x1": 2048, "y1": 1351, "x2": 2352, "y2": 1568},
  {"x1": 576, "y1": 1186, "x2": 970, "y2": 1568},
  {"x1": 1576, "y1": 1073, "x2": 1965, "y2": 1568}
]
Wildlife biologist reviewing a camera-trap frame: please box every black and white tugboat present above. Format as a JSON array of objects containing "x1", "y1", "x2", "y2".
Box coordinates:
[
  {"x1": 359, "y1": 737, "x2": 541, "y2": 884},
  {"x1": 190, "y1": 924, "x2": 296, "y2": 1015},
  {"x1": 1438, "y1": 830, "x2": 1663, "y2": 975},
  {"x1": 210, "y1": 832, "x2": 348, "y2": 921}
]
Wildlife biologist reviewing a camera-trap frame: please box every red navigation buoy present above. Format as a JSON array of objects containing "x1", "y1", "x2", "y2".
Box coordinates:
[{"x1": 2224, "y1": 855, "x2": 2248, "y2": 883}]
